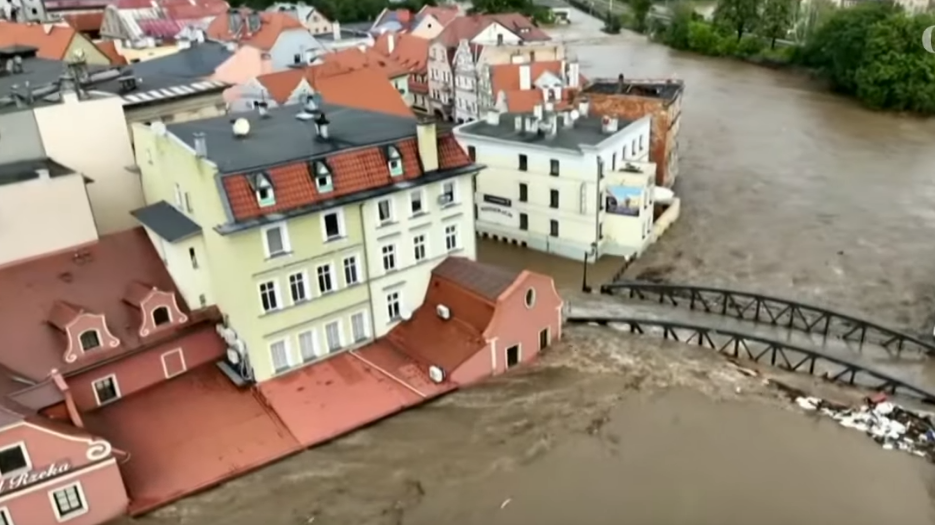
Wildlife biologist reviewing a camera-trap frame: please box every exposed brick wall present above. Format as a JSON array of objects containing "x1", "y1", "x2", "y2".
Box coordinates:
[{"x1": 582, "y1": 93, "x2": 679, "y2": 188}]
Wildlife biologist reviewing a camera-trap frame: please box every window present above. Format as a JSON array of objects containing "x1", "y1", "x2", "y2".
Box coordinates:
[
  {"x1": 298, "y1": 329, "x2": 317, "y2": 362},
  {"x1": 519, "y1": 183, "x2": 528, "y2": 202},
  {"x1": 351, "y1": 312, "x2": 367, "y2": 342},
  {"x1": 518, "y1": 154, "x2": 527, "y2": 171},
  {"x1": 550, "y1": 159, "x2": 560, "y2": 176},
  {"x1": 317, "y1": 264, "x2": 334, "y2": 293},
  {"x1": 386, "y1": 291, "x2": 401, "y2": 320},
  {"x1": 79, "y1": 330, "x2": 100, "y2": 351},
  {"x1": 322, "y1": 210, "x2": 343, "y2": 241},
  {"x1": 0, "y1": 444, "x2": 29, "y2": 475},
  {"x1": 506, "y1": 345, "x2": 520, "y2": 368},
  {"x1": 262, "y1": 224, "x2": 290, "y2": 258},
  {"x1": 92, "y1": 375, "x2": 120, "y2": 405},
  {"x1": 377, "y1": 199, "x2": 393, "y2": 224},
  {"x1": 539, "y1": 328, "x2": 550, "y2": 350},
  {"x1": 325, "y1": 320, "x2": 342, "y2": 352},
  {"x1": 0, "y1": 508, "x2": 11, "y2": 525},
  {"x1": 289, "y1": 272, "x2": 309, "y2": 303},
  {"x1": 445, "y1": 224, "x2": 458, "y2": 251},
  {"x1": 51, "y1": 483, "x2": 86, "y2": 520},
  {"x1": 386, "y1": 145, "x2": 403, "y2": 176},
  {"x1": 413, "y1": 234, "x2": 426, "y2": 261},
  {"x1": 313, "y1": 161, "x2": 333, "y2": 193},
  {"x1": 382, "y1": 244, "x2": 397, "y2": 271},
  {"x1": 525, "y1": 288, "x2": 536, "y2": 308},
  {"x1": 467, "y1": 145, "x2": 476, "y2": 161},
  {"x1": 293, "y1": 53, "x2": 301, "y2": 64},
  {"x1": 174, "y1": 183, "x2": 182, "y2": 209},
  {"x1": 269, "y1": 340, "x2": 290, "y2": 373},
  {"x1": 550, "y1": 189, "x2": 559, "y2": 209},
  {"x1": 519, "y1": 213, "x2": 528, "y2": 231},
  {"x1": 611, "y1": 152, "x2": 617, "y2": 171},
  {"x1": 496, "y1": 33, "x2": 504, "y2": 45},
  {"x1": 640, "y1": 135, "x2": 645, "y2": 150},
  {"x1": 441, "y1": 181, "x2": 455, "y2": 204},
  {"x1": 254, "y1": 174, "x2": 275, "y2": 207},
  {"x1": 152, "y1": 306, "x2": 170, "y2": 326},
  {"x1": 410, "y1": 190, "x2": 424, "y2": 215},
  {"x1": 550, "y1": 219, "x2": 559, "y2": 237},
  {"x1": 259, "y1": 281, "x2": 280, "y2": 312},
  {"x1": 189, "y1": 247, "x2": 198, "y2": 269},
  {"x1": 184, "y1": 192, "x2": 192, "y2": 213},
  {"x1": 342, "y1": 256, "x2": 359, "y2": 285}
]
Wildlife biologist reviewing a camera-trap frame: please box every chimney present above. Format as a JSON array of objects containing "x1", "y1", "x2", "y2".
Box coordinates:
[
  {"x1": 519, "y1": 63, "x2": 531, "y2": 91},
  {"x1": 193, "y1": 132, "x2": 207, "y2": 157},
  {"x1": 601, "y1": 115, "x2": 619, "y2": 134},
  {"x1": 315, "y1": 113, "x2": 330, "y2": 139},
  {"x1": 485, "y1": 110, "x2": 500, "y2": 125},
  {"x1": 578, "y1": 97, "x2": 589, "y2": 117},
  {"x1": 513, "y1": 115, "x2": 523, "y2": 132},
  {"x1": 257, "y1": 101, "x2": 269, "y2": 118},
  {"x1": 544, "y1": 101, "x2": 554, "y2": 113},
  {"x1": 177, "y1": 38, "x2": 192, "y2": 50},
  {"x1": 36, "y1": 168, "x2": 50, "y2": 179},
  {"x1": 547, "y1": 113, "x2": 558, "y2": 136},
  {"x1": 387, "y1": 33, "x2": 395, "y2": 54},
  {"x1": 533, "y1": 103, "x2": 542, "y2": 120},
  {"x1": 617, "y1": 73, "x2": 625, "y2": 92},
  {"x1": 568, "y1": 60, "x2": 580, "y2": 88},
  {"x1": 415, "y1": 117, "x2": 438, "y2": 172},
  {"x1": 194, "y1": 29, "x2": 206, "y2": 43},
  {"x1": 562, "y1": 111, "x2": 574, "y2": 128},
  {"x1": 51, "y1": 370, "x2": 84, "y2": 429},
  {"x1": 332, "y1": 21, "x2": 341, "y2": 40}
]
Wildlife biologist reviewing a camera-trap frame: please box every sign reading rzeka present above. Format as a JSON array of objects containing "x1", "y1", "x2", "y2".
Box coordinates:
[{"x1": 0, "y1": 462, "x2": 70, "y2": 494}]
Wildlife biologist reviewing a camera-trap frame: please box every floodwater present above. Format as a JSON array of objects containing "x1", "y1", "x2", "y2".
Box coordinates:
[{"x1": 482, "y1": 11, "x2": 935, "y2": 338}]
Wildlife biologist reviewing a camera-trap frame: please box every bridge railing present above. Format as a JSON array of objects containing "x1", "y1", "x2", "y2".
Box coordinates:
[
  {"x1": 566, "y1": 315, "x2": 935, "y2": 403},
  {"x1": 600, "y1": 281, "x2": 935, "y2": 356}
]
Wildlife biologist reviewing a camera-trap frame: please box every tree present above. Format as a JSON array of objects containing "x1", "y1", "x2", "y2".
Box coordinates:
[
  {"x1": 761, "y1": 0, "x2": 795, "y2": 48},
  {"x1": 714, "y1": 0, "x2": 761, "y2": 40},
  {"x1": 662, "y1": 1, "x2": 694, "y2": 50},
  {"x1": 630, "y1": 0, "x2": 653, "y2": 32},
  {"x1": 470, "y1": 0, "x2": 551, "y2": 23},
  {"x1": 791, "y1": 0, "x2": 834, "y2": 44}
]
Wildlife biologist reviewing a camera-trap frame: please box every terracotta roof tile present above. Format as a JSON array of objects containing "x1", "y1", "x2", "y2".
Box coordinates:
[
  {"x1": 206, "y1": 10, "x2": 304, "y2": 51},
  {"x1": 320, "y1": 46, "x2": 409, "y2": 78},
  {"x1": 372, "y1": 32, "x2": 429, "y2": 73},
  {"x1": 0, "y1": 21, "x2": 77, "y2": 60},
  {"x1": 63, "y1": 12, "x2": 103, "y2": 33},
  {"x1": 0, "y1": 228, "x2": 218, "y2": 380},
  {"x1": 255, "y1": 66, "x2": 411, "y2": 117},
  {"x1": 434, "y1": 13, "x2": 548, "y2": 48},
  {"x1": 95, "y1": 40, "x2": 127, "y2": 65},
  {"x1": 223, "y1": 133, "x2": 471, "y2": 221}
]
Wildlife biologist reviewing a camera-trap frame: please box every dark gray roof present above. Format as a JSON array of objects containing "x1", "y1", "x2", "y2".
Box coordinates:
[
  {"x1": 0, "y1": 158, "x2": 75, "y2": 186},
  {"x1": 166, "y1": 102, "x2": 419, "y2": 174},
  {"x1": 94, "y1": 42, "x2": 232, "y2": 94},
  {"x1": 131, "y1": 200, "x2": 202, "y2": 243},
  {"x1": 0, "y1": 58, "x2": 72, "y2": 94},
  {"x1": 457, "y1": 112, "x2": 636, "y2": 152},
  {"x1": 432, "y1": 257, "x2": 521, "y2": 302},
  {"x1": 583, "y1": 79, "x2": 684, "y2": 102}
]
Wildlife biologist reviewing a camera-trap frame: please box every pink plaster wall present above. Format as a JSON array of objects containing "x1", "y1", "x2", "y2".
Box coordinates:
[
  {"x1": 137, "y1": 291, "x2": 188, "y2": 339},
  {"x1": 65, "y1": 315, "x2": 121, "y2": 364},
  {"x1": 450, "y1": 341, "x2": 491, "y2": 385},
  {"x1": 212, "y1": 47, "x2": 274, "y2": 103}
]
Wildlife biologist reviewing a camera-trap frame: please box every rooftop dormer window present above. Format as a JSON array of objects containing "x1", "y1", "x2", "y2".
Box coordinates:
[
  {"x1": 79, "y1": 329, "x2": 101, "y2": 351},
  {"x1": 313, "y1": 161, "x2": 334, "y2": 193},
  {"x1": 385, "y1": 145, "x2": 403, "y2": 177},
  {"x1": 251, "y1": 172, "x2": 275, "y2": 207}
]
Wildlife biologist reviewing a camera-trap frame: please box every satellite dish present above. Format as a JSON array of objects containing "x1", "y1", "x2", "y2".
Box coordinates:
[
  {"x1": 150, "y1": 121, "x2": 167, "y2": 135},
  {"x1": 232, "y1": 118, "x2": 251, "y2": 137},
  {"x1": 400, "y1": 309, "x2": 412, "y2": 321},
  {"x1": 226, "y1": 347, "x2": 241, "y2": 365}
]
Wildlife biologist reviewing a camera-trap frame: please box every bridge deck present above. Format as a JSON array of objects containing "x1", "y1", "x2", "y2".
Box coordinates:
[{"x1": 568, "y1": 296, "x2": 935, "y2": 395}]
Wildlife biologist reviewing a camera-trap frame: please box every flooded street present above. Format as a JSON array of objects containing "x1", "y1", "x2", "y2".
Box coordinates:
[{"x1": 117, "y1": 11, "x2": 935, "y2": 525}]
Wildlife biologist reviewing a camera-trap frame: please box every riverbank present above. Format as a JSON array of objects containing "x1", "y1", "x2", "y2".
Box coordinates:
[{"x1": 113, "y1": 324, "x2": 935, "y2": 525}]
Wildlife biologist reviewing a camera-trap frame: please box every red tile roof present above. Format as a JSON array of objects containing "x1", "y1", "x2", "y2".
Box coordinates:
[
  {"x1": 206, "y1": 9, "x2": 304, "y2": 50},
  {"x1": 388, "y1": 257, "x2": 521, "y2": 371},
  {"x1": 319, "y1": 46, "x2": 409, "y2": 78},
  {"x1": 0, "y1": 21, "x2": 77, "y2": 60},
  {"x1": 490, "y1": 60, "x2": 586, "y2": 111},
  {"x1": 255, "y1": 66, "x2": 412, "y2": 117},
  {"x1": 434, "y1": 13, "x2": 549, "y2": 48},
  {"x1": 0, "y1": 228, "x2": 219, "y2": 380},
  {"x1": 222, "y1": 133, "x2": 470, "y2": 221},
  {"x1": 95, "y1": 39, "x2": 128, "y2": 65},
  {"x1": 63, "y1": 12, "x2": 104, "y2": 33},
  {"x1": 372, "y1": 32, "x2": 429, "y2": 73}
]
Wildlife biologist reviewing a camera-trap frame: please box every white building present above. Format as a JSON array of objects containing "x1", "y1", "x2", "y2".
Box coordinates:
[
  {"x1": 362, "y1": 172, "x2": 476, "y2": 337},
  {"x1": 454, "y1": 101, "x2": 656, "y2": 262}
]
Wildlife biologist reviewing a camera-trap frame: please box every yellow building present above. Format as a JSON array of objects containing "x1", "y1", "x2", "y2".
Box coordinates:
[{"x1": 130, "y1": 102, "x2": 478, "y2": 383}]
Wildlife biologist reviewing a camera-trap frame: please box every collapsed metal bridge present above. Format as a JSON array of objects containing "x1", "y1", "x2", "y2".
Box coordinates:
[{"x1": 566, "y1": 281, "x2": 935, "y2": 403}]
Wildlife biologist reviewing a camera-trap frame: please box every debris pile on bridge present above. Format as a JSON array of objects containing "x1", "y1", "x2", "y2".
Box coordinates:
[{"x1": 791, "y1": 393, "x2": 935, "y2": 462}]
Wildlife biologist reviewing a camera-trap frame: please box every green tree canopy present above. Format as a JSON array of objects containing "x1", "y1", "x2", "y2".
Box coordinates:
[
  {"x1": 470, "y1": 0, "x2": 552, "y2": 23},
  {"x1": 761, "y1": 0, "x2": 795, "y2": 47},
  {"x1": 714, "y1": 0, "x2": 761, "y2": 40}
]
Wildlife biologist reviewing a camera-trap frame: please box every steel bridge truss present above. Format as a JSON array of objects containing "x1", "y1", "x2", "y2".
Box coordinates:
[
  {"x1": 601, "y1": 282, "x2": 935, "y2": 356},
  {"x1": 566, "y1": 316, "x2": 935, "y2": 403}
]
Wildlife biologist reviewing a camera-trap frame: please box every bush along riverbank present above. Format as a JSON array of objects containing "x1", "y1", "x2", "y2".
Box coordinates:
[{"x1": 631, "y1": 1, "x2": 935, "y2": 115}]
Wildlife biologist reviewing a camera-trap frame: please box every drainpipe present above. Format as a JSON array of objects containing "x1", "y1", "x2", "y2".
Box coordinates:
[{"x1": 50, "y1": 369, "x2": 84, "y2": 429}]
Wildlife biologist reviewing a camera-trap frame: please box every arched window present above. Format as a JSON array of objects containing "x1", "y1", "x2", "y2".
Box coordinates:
[
  {"x1": 525, "y1": 288, "x2": 536, "y2": 308},
  {"x1": 79, "y1": 330, "x2": 101, "y2": 351},
  {"x1": 152, "y1": 306, "x2": 171, "y2": 326}
]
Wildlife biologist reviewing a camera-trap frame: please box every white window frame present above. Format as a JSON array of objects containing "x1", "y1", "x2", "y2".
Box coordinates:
[
  {"x1": 91, "y1": 374, "x2": 121, "y2": 406},
  {"x1": 317, "y1": 263, "x2": 335, "y2": 294},
  {"x1": 410, "y1": 189, "x2": 424, "y2": 216},
  {"x1": 297, "y1": 329, "x2": 318, "y2": 362},
  {"x1": 350, "y1": 311, "x2": 369, "y2": 342},
  {"x1": 49, "y1": 481, "x2": 88, "y2": 522},
  {"x1": 152, "y1": 305, "x2": 171, "y2": 326},
  {"x1": 160, "y1": 348, "x2": 186, "y2": 379},
  {"x1": 0, "y1": 507, "x2": 12, "y2": 525},
  {"x1": 288, "y1": 271, "x2": 310, "y2": 304},
  {"x1": 258, "y1": 280, "x2": 281, "y2": 313},
  {"x1": 441, "y1": 180, "x2": 457, "y2": 203},
  {"x1": 376, "y1": 198, "x2": 394, "y2": 225},
  {"x1": 173, "y1": 183, "x2": 182, "y2": 209},
  {"x1": 0, "y1": 442, "x2": 31, "y2": 477},
  {"x1": 324, "y1": 319, "x2": 343, "y2": 351},
  {"x1": 78, "y1": 329, "x2": 101, "y2": 351},
  {"x1": 343, "y1": 255, "x2": 360, "y2": 285},
  {"x1": 320, "y1": 209, "x2": 345, "y2": 242},
  {"x1": 261, "y1": 222, "x2": 291, "y2": 259},
  {"x1": 445, "y1": 224, "x2": 458, "y2": 251},
  {"x1": 269, "y1": 338, "x2": 292, "y2": 374},
  {"x1": 381, "y1": 244, "x2": 397, "y2": 271},
  {"x1": 386, "y1": 291, "x2": 401, "y2": 321},
  {"x1": 413, "y1": 234, "x2": 427, "y2": 262}
]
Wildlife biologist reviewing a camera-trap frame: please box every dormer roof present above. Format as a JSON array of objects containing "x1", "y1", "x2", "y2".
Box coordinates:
[{"x1": 46, "y1": 301, "x2": 90, "y2": 331}]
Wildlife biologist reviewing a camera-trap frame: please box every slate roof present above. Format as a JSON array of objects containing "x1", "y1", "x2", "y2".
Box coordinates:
[
  {"x1": 131, "y1": 200, "x2": 202, "y2": 242},
  {"x1": 0, "y1": 158, "x2": 74, "y2": 186},
  {"x1": 432, "y1": 256, "x2": 520, "y2": 302},
  {"x1": 457, "y1": 111, "x2": 637, "y2": 152}
]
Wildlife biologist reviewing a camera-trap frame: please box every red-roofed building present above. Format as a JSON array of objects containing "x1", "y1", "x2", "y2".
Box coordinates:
[
  {"x1": 100, "y1": 0, "x2": 228, "y2": 44},
  {"x1": 488, "y1": 59, "x2": 585, "y2": 113},
  {"x1": 0, "y1": 20, "x2": 111, "y2": 64},
  {"x1": 205, "y1": 8, "x2": 329, "y2": 70},
  {"x1": 372, "y1": 32, "x2": 431, "y2": 112}
]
